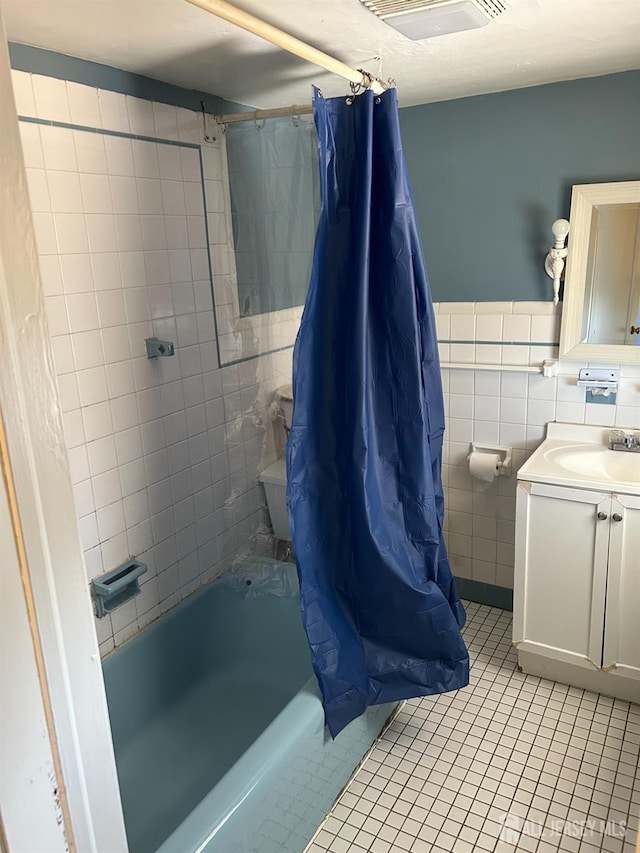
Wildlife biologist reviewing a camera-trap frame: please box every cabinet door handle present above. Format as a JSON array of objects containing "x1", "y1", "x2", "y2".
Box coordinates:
[
  {"x1": 597, "y1": 511, "x2": 608, "y2": 520},
  {"x1": 612, "y1": 513, "x2": 623, "y2": 522}
]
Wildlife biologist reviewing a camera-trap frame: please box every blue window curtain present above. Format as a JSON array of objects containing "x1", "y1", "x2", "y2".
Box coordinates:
[
  {"x1": 286, "y1": 87, "x2": 469, "y2": 738},
  {"x1": 225, "y1": 116, "x2": 320, "y2": 316}
]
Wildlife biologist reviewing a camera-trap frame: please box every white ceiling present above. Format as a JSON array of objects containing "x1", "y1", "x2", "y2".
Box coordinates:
[{"x1": 2, "y1": 0, "x2": 640, "y2": 109}]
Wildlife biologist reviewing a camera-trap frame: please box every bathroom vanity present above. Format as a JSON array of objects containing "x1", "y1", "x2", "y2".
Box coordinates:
[{"x1": 514, "y1": 422, "x2": 640, "y2": 703}]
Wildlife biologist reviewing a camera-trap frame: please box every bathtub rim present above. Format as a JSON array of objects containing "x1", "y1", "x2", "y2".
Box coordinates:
[
  {"x1": 154, "y1": 675, "x2": 325, "y2": 853},
  {"x1": 156, "y1": 675, "x2": 401, "y2": 853}
]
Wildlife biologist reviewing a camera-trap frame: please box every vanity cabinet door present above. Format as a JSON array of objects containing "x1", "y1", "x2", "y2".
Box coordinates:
[
  {"x1": 514, "y1": 482, "x2": 611, "y2": 670},
  {"x1": 602, "y1": 494, "x2": 640, "y2": 682}
]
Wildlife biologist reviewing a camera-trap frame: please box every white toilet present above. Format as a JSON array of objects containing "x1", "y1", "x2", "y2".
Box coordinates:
[
  {"x1": 259, "y1": 385, "x2": 293, "y2": 541},
  {"x1": 259, "y1": 457, "x2": 290, "y2": 540}
]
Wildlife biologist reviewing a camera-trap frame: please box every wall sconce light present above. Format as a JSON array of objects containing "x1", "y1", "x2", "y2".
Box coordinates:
[{"x1": 544, "y1": 218, "x2": 570, "y2": 306}]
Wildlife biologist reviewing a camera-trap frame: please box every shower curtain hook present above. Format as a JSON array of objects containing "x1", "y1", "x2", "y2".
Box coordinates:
[
  {"x1": 290, "y1": 106, "x2": 300, "y2": 128},
  {"x1": 346, "y1": 79, "x2": 359, "y2": 105},
  {"x1": 358, "y1": 69, "x2": 374, "y2": 90},
  {"x1": 346, "y1": 70, "x2": 381, "y2": 104},
  {"x1": 254, "y1": 117, "x2": 266, "y2": 132}
]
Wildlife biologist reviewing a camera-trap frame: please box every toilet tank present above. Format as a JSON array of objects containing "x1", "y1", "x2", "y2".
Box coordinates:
[{"x1": 258, "y1": 458, "x2": 291, "y2": 541}]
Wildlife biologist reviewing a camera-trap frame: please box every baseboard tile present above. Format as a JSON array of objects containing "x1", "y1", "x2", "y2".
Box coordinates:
[{"x1": 455, "y1": 577, "x2": 514, "y2": 611}]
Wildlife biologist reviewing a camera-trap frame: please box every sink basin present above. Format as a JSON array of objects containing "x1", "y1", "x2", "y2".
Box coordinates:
[
  {"x1": 543, "y1": 443, "x2": 640, "y2": 486},
  {"x1": 517, "y1": 423, "x2": 640, "y2": 495}
]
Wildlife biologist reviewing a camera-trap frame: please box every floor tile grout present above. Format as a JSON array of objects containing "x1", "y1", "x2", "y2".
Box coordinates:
[{"x1": 305, "y1": 601, "x2": 640, "y2": 853}]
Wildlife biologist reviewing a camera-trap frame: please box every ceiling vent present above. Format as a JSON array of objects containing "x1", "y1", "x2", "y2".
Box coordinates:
[{"x1": 360, "y1": 0, "x2": 508, "y2": 40}]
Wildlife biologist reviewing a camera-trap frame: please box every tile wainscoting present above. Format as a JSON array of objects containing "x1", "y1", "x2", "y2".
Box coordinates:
[{"x1": 434, "y1": 301, "x2": 640, "y2": 592}]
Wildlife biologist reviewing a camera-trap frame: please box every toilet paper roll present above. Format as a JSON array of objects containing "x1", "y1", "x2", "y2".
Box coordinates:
[{"x1": 469, "y1": 451, "x2": 501, "y2": 483}]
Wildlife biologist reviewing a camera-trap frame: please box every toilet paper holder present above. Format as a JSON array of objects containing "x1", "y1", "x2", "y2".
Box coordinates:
[{"x1": 469, "y1": 443, "x2": 512, "y2": 476}]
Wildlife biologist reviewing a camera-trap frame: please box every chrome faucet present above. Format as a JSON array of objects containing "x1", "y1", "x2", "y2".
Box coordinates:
[{"x1": 609, "y1": 429, "x2": 640, "y2": 452}]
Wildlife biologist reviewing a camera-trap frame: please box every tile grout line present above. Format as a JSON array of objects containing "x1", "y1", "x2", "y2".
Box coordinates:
[{"x1": 305, "y1": 602, "x2": 639, "y2": 853}]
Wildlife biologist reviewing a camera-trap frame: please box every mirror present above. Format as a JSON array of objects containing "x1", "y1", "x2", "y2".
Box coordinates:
[{"x1": 560, "y1": 181, "x2": 640, "y2": 364}]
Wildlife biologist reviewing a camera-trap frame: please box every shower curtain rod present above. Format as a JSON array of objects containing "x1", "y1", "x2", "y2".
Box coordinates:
[
  {"x1": 185, "y1": 0, "x2": 388, "y2": 111},
  {"x1": 217, "y1": 103, "x2": 314, "y2": 125}
]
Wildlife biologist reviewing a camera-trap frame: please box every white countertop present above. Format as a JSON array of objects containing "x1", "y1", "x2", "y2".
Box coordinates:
[{"x1": 517, "y1": 422, "x2": 640, "y2": 496}]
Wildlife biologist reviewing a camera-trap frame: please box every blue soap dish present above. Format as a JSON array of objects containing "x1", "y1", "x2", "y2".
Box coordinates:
[{"x1": 92, "y1": 559, "x2": 147, "y2": 618}]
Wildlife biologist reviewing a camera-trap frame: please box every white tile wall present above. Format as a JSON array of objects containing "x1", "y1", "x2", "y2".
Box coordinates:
[
  {"x1": 435, "y1": 302, "x2": 640, "y2": 590},
  {"x1": 13, "y1": 70, "x2": 293, "y2": 654}
]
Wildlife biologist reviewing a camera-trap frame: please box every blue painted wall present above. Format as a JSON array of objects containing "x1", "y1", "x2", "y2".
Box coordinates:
[
  {"x1": 400, "y1": 71, "x2": 640, "y2": 302},
  {"x1": 8, "y1": 42, "x2": 248, "y2": 115},
  {"x1": 10, "y1": 46, "x2": 640, "y2": 304}
]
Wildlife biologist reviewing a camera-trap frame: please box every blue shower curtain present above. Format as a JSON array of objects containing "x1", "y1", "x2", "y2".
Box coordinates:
[{"x1": 286, "y1": 87, "x2": 469, "y2": 738}]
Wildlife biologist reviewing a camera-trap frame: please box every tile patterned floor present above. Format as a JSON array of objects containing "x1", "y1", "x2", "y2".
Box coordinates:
[{"x1": 306, "y1": 602, "x2": 640, "y2": 853}]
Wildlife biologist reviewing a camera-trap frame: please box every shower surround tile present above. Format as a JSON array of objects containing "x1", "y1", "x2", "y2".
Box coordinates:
[
  {"x1": 14, "y1": 69, "x2": 293, "y2": 653},
  {"x1": 306, "y1": 603, "x2": 640, "y2": 853}
]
